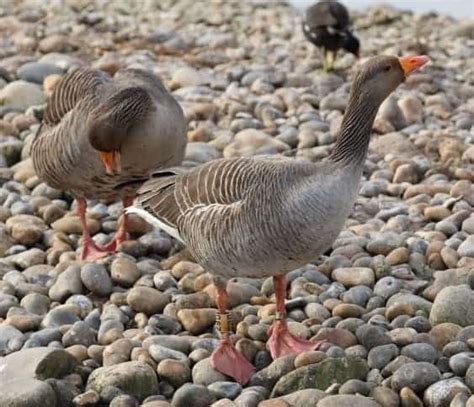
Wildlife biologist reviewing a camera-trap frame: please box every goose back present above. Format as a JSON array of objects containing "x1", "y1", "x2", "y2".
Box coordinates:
[
  {"x1": 133, "y1": 156, "x2": 360, "y2": 278},
  {"x1": 32, "y1": 67, "x2": 187, "y2": 200}
]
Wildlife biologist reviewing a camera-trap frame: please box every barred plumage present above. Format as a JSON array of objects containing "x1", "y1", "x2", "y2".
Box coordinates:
[
  {"x1": 128, "y1": 55, "x2": 428, "y2": 384},
  {"x1": 32, "y1": 67, "x2": 187, "y2": 200}
]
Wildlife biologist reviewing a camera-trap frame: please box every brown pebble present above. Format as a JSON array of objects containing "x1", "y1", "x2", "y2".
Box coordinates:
[
  {"x1": 423, "y1": 205, "x2": 451, "y2": 221},
  {"x1": 386, "y1": 303, "x2": 416, "y2": 321},
  {"x1": 323, "y1": 298, "x2": 342, "y2": 311},
  {"x1": 43, "y1": 74, "x2": 62, "y2": 93},
  {"x1": 386, "y1": 247, "x2": 410, "y2": 265},
  {"x1": 400, "y1": 387, "x2": 423, "y2": 407},
  {"x1": 66, "y1": 344, "x2": 88, "y2": 362},
  {"x1": 294, "y1": 350, "x2": 326, "y2": 368},
  {"x1": 332, "y1": 303, "x2": 364, "y2": 318}
]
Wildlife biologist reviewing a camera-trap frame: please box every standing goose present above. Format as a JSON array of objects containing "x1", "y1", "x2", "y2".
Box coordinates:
[
  {"x1": 32, "y1": 67, "x2": 187, "y2": 260},
  {"x1": 303, "y1": 0, "x2": 359, "y2": 71},
  {"x1": 128, "y1": 55, "x2": 429, "y2": 384}
]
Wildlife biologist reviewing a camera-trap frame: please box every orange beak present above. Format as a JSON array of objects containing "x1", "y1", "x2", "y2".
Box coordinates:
[
  {"x1": 399, "y1": 55, "x2": 430, "y2": 76},
  {"x1": 99, "y1": 151, "x2": 121, "y2": 175}
]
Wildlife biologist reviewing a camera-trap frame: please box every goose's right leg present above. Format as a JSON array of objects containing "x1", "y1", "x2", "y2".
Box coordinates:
[
  {"x1": 210, "y1": 284, "x2": 256, "y2": 385},
  {"x1": 76, "y1": 198, "x2": 109, "y2": 261}
]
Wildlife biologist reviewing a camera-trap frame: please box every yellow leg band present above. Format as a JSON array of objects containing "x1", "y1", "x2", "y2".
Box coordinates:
[{"x1": 216, "y1": 312, "x2": 231, "y2": 335}]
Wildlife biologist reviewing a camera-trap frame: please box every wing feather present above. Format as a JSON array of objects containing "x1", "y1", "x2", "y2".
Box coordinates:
[{"x1": 43, "y1": 67, "x2": 109, "y2": 126}]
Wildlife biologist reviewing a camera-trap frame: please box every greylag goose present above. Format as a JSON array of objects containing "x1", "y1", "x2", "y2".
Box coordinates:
[
  {"x1": 303, "y1": 0, "x2": 359, "y2": 71},
  {"x1": 127, "y1": 55, "x2": 429, "y2": 384},
  {"x1": 32, "y1": 67, "x2": 187, "y2": 260}
]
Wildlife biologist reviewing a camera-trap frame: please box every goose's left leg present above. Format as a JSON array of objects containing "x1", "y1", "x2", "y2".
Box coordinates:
[
  {"x1": 210, "y1": 284, "x2": 256, "y2": 385},
  {"x1": 77, "y1": 198, "x2": 110, "y2": 261},
  {"x1": 267, "y1": 274, "x2": 324, "y2": 359},
  {"x1": 100, "y1": 196, "x2": 133, "y2": 251}
]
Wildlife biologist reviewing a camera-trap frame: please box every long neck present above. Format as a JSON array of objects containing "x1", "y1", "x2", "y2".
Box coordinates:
[{"x1": 329, "y1": 91, "x2": 379, "y2": 167}]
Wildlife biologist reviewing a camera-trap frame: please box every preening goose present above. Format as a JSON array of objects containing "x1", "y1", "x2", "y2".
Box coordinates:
[
  {"x1": 303, "y1": 0, "x2": 360, "y2": 71},
  {"x1": 128, "y1": 55, "x2": 429, "y2": 384},
  {"x1": 32, "y1": 67, "x2": 187, "y2": 260}
]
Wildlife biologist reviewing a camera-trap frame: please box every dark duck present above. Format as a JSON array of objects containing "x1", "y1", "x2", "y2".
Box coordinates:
[{"x1": 303, "y1": 0, "x2": 360, "y2": 71}]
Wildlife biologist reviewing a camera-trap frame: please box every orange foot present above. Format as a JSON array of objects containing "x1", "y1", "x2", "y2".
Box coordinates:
[
  {"x1": 267, "y1": 319, "x2": 324, "y2": 360},
  {"x1": 80, "y1": 240, "x2": 114, "y2": 261},
  {"x1": 210, "y1": 337, "x2": 256, "y2": 385}
]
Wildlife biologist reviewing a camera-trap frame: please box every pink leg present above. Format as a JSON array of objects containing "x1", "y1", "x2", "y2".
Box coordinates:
[
  {"x1": 100, "y1": 196, "x2": 133, "y2": 251},
  {"x1": 77, "y1": 198, "x2": 110, "y2": 261},
  {"x1": 210, "y1": 285, "x2": 256, "y2": 385},
  {"x1": 267, "y1": 275, "x2": 323, "y2": 359}
]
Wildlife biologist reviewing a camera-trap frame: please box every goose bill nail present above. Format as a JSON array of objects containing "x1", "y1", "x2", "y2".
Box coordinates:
[
  {"x1": 399, "y1": 55, "x2": 430, "y2": 76},
  {"x1": 99, "y1": 151, "x2": 121, "y2": 174}
]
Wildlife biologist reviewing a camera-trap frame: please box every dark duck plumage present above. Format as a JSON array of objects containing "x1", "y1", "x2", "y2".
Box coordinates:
[{"x1": 303, "y1": 0, "x2": 360, "y2": 71}]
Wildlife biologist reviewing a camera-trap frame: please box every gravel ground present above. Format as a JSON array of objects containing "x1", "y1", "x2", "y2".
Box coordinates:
[{"x1": 0, "y1": 1, "x2": 473, "y2": 406}]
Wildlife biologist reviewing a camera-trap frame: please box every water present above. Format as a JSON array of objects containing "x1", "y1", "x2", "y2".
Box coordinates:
[{"x1": 289, "y1": 0, "x2": 474, "y2": 19}]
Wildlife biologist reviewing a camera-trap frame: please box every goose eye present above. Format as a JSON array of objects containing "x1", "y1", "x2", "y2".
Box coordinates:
[{"x1": 384, "y1": 65, "x2": 392, "y2": 72}]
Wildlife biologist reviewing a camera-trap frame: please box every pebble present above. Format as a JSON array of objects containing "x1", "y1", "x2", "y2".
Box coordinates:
[
  {"x1": 127, "y1": 287, "x2": 170, "y2": 315},
  {"x1": 86, "y1": 361, "x2": 158, "y2": 402},
  {"x1": 171, "y1": 383, "x2": 215, "y2": 407},
  {"x1": 317, "y1": 395, "x2": 380, "y2": 407},
  {"x1": 423, "y1": 378, "x2": 472, "y2": 407},
  {"x1": 80, "y1": 263, "x2": 113, "y2": 297},
  {"x1": 111, "y1": 257, "x2": 141, "y2": 287},
  {"x1": 391, "y1": 362, "x2": 441, "y2": 393},
  {"x1": 430, "y1": 285, "x2": 474, "y2": 327},
  {"x1": 0, "y1": 80, "x2": 45, "y2": 110},
  {"x1": 331, "y1": 268, "x2": 375, "y2": 287}
]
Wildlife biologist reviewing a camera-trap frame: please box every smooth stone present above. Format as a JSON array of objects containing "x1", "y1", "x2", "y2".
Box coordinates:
[
  {"x1": 17, "y1": 62, "x2": 63, "y2": 84},
  {"x1": 250, "y1": 356, "x2": 296, "y2": 391},
  {"x1": 356, "y1": 325, "x2": 392, "y2": 350},
  {"x1": 387, "y1": 293, "x2": 432, "y2": 315},
  {"x1": 338, "y1": 379, "x2": 372, "y2": 396},
  {"x1": 371, "y1": 386, "x2": 400, "y2": 407},
  {"x1": 127, "y1": 287, "x2": 170, "y2": 315},
  {"x1": 0, "y1": 378, "x2": 56, "y2": 407},
  {"x1": 62, "y1": 321, "x2": 96, "y2": 347},
  {"x1": 400, "y1": 386, "x2": 423, "y2": 406},
  {"x1": 86, "y1": 361, "x2": 158, "y2": 402},
  {"x1": 148, "y1": 344, "x2": 187, "y2": 363},
  {"x1": 368, "y1": 344, "x2": 399, "y2": 369},
  {"x1": 0, "y1": 80, "x2": 45, "y2": 109},
  {"x1": 171, "y1": 383, "x2": 215, "y2": 407},
  {"x1": 143, "y1": 335, "x2": 194, "y2": 354},
  {"x1": 391, "y1": 362, "x2": 441, "y2": 393},
  {"x1": 157, "y1": 359, "x2": 191, "y2": 388},
  {"x1": 192, "y1": 358, "x2": 230, "y2": 386},
  {"x1": 111, "y1": 257, "x2": 141, "y2": 287},
  {"x1": 0, "y1": 347, "x2": 77, "y2": 381},
  {"x1": 317, "y1": 395, "x2": 380, "y2": 407},
  {"x1": 449, "y1": 352, "x2": 474, "y2": 376},
  {"x1": 49, "y1": 265, "x2": 83, "y2": 302},
  {"x1": 458, "y1": 236, "x2": 474, "y2": 257},
  {"x1": 177, "y1": 308, "x2": 216, "y2": 335},
  {"x1": 332, "y1": 268, "x2": 375, "y2": 287},
  {"x1": 80, "y1": 263, "x2": 113, "y2": 297},
  {"x1": 312, "y1": 327, "x2": 357, "y2": 349},
  {"x1": 430, "y1": 285, "x2": 474, "y2": 327},
  {"x1": 277, "y1": 389, "x2": 326, "y2": 406},
  {"x1": 423, "y1": 378, "x2": 472, "y2": 407},
  {"x1": 401, "y1": 343, "x2": 438, "y2": 364},
  {"x1": 271, "y1": 357, "x2": 369, "y2": 396},
  {"x1": 208, "y1": 381, "x2": 242, "y2": 400}
]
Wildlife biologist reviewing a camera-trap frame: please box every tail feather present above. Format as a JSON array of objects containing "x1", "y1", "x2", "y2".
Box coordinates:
[{"x1": 126, "y1": 206, "x2": 184, "y2": 243}]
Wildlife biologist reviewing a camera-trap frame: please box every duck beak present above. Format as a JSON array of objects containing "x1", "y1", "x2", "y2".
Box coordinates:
[
  {"x1": 99, "y1": 151, "x2": 121, "y2": 175},
  {"x1": 399, "y1": 55, "x2": 430, "y2": 76}
]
